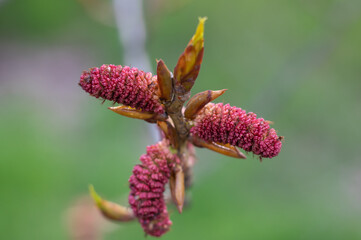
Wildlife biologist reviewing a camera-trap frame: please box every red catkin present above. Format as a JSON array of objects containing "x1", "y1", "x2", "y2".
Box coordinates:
[
  {"x1": 79, "y1": 64, "x2": 164, "y2": 114},
  {"x1": 128, "y1": 140, "x2": 179, "y2": 237},
  {"x1": 191, "y1": 103, "x2": 282, "y2": 158}
]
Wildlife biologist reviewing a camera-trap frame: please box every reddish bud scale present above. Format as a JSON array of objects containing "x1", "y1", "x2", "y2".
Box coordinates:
[
  {"x1": 191, "y1": 103, "x2": 282, "y2": 158},
  {"x1": 79, "y1": 64, "x2": 164, "y2": 114},
  {"x1": 128, "y1": 140, "x2": 179, "y2": 237}
]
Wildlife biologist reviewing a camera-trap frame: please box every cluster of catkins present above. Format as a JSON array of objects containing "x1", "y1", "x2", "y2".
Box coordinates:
[{"x1": 80, "y1": 18, "x2": 283, "y2": 237}]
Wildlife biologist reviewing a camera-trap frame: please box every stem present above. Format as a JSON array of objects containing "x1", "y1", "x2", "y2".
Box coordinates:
[{"x1": 164, "y1": 85, "x2": 192, "y2": 188}]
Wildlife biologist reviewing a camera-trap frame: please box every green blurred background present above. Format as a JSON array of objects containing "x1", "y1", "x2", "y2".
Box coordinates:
[{"x1": 1, "y1": 0, "x2": 361, "y2": 239}]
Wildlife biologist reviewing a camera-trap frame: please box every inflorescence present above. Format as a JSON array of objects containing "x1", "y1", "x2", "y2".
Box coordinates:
[
  {"x1": 129, "y1": 140, "x2": 179, "y2": 236},
  {"x1": 191, "y1": 103, "x2": 282, "y2": 159},
  {"x1": 80, "y1": 17, "x2": 283, "y2": 237},
  {"x1": 79, "y1": 64, "x2": 164, "y2": 114}
]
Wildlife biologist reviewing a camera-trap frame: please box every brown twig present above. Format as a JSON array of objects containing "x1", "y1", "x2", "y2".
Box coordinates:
[{"x1": 164, "y1": 84, "x2": 192, "y2": 187}]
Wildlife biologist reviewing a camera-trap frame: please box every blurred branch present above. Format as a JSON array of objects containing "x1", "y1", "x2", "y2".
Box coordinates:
[
  {"x1": 113, "y1": 0, "x2": 159, "y2": 141},
  {"x1": 113, "y1": 0, "x2": 151, "y2": 72}
]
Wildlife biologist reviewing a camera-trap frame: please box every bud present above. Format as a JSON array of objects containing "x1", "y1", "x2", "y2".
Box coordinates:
[
  {"x1": 191, "y1": 135, "x2": 246, "y2": 159},
  {"x1": 89, "y1": 185, "x2": 135, "y2": 222},
  {"x1": 157, "y1": 59, "x2": 173, "y2": 101},
  {"x1": 79, "y1": 64, "x2": 164, "y2": 114},
  {"x1": 170, "y1": 166, "x2": 185, "y2": 213},
  {"x1": 184, "y1": 89, "x2": 227, "y2": 119},
  {"x1": 191, "y1": 103, "x2": 283, "y2": 158},
  {"x1": 109, "y1": 105, "x2": 167, "y2": 121},
  {"x1": 174, "y1": 17, "x2": 207, "y2": 94}
]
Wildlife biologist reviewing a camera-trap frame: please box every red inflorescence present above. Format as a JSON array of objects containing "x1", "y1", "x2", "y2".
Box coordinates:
[
  {"x1": 191, "y1": 103, "x2": 282, "y2": 158},
  {"x1": 79, "y1": 64, "x2": 164, "y2": 114},
  {"x1": 128, "y1": 140, "x2": 179, "y2": 237}
]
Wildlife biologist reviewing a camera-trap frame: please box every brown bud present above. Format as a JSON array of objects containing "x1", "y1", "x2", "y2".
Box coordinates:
[
  {"x1": 108, "y1": 105, "x2": 167, "y2": 121},
  {"x1": 174, "y1": 17, "x2": 206, "y2": 94},
  {"x1": 191, "y1": 136, "x2": 247, "y2": 159},
  {"x1": 157, "y1": 59, "x2": 173, "y2": 101},
  {"x1": 89, "y1": 185, "x2": 135, "y2": 222},
  {"x1": 170, "y1": 166, "x2": 185, "y2": 213},
  {"x1": 157, "y1": 121, "x2": 178, "y2": 148},
  {"x1": 184, "y1": 89, "x2": 227, "y2": 119}
]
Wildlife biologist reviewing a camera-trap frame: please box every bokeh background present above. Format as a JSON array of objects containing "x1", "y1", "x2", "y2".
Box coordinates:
[{"x1": 1, "y1": 0, "x2": 361, "y2": 239}]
